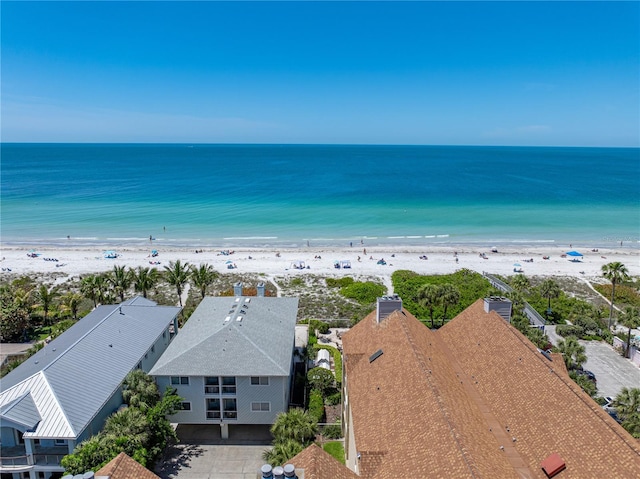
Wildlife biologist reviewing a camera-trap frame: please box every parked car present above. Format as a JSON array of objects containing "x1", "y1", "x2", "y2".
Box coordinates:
[{"x1": 575, "y1": 369, "x2": 597, "y2": 384}]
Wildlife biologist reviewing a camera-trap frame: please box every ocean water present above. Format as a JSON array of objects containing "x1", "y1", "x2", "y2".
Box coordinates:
[{"x1": 1, "y1": 144, "x2": 638, "y2": 249}]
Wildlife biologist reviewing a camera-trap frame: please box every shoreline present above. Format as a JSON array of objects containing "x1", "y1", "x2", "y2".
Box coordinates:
[{"x1": 1, "y1": 242, "x2": 638, "y2": 284}]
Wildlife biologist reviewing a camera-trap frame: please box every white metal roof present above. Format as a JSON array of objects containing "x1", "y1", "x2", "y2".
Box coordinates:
[{"x1": 0, "y1": 297, "x2": 180, "y2": 439}]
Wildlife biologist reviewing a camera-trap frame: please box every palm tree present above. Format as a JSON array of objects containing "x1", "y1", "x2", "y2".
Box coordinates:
[
  {"x1": 190, "y1": 263, "x2": 218, "y2": 299},
  {"x1": 618, "y1": 306, "x2": 640, "y2": 358},
  {"x1": 511, "y1": 274, "x2": 530, "y2": 293},
  {"x1": 614, "y1": 387, "x2": 640, "y2": 420},
  {"x1": 539, "y1": 278, "x2": 561, "y2": 319},
  {"x1": 35, "y1": 285, "x2": 58, "y2": 326},
  {"x1": 133, "y1": 266, "x2": 159, "y2": 299},
  {"x1": 602, "y1": 262, "x2": 630, "y2": 329},
  {"x1": 81, "y1": 275, "x2": 103, "y2": 308},
  {"x1": 164, "y1": 260, "x2": 191, "y2": 307},
  {"x1": 270, "y1": 408, "x2": 317, "y2": 445},
  {"x1": 439, "y1": 283, "x2": 460, "y2": 323},
  {"x1": 60, "y1": 292, "x2": 83, "y2": 321},
  {"x1": 122, "y1": 370, "x2": 160, "y2": 411},
  {"x1": 262, "y1": 438, "x2": 304, "y2": 467},
  {"x1": 102, "y1": 407, "x2": 150, "y2": 445},
  {"x1": 109, "y1": 265, "x2": 133, "y2": 302},
  {"x1": 525, "y1": 327, "x2": 549, "y2": 349},
  {"x1": 556, "y1": 336, "x2": 587, "y2": 370},
  {"x1": 418, "y1": 283, "x2": 441, "y2": 328}
]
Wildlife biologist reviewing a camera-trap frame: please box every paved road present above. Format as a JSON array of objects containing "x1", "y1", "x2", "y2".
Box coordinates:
[
  {"x1": 545, "y1": 326, "x2": 640, "y2": 398},
  {"x1": 581, "y1": 340, "x2": 640, "y2": 398}
]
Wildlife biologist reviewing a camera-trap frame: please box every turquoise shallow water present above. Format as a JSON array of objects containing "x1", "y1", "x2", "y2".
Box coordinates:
[{"x1": 1, "y1": 144, "x2": 638, "y2": 248}]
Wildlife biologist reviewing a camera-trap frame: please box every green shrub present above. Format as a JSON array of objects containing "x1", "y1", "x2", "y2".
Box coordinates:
[
  {"x1": 308, "y1": 389, "x2": 325, "y2": 423},
  {"x1": 322, "y1": 423, "x2": 343, "y2": 439},
  {"x1": 325, "y1": 390, "x2": 342, "y2": 406},
  {"x1": 309, "y1": 319, "x2": 330, "y2": 334},
  {"x1": 556, "y1": 324, "x2": 584, "y2": 338},
  {"x1": 326, "y1": 277, "x2": 354, "y2": 288},
  {"x1": 392, "y1": 269, "x2": 492, "y2": 322},
  {"x1": 318, "y1": 345, "x2": 342, "y2": 387},
  {"x1": 340, "y1": 281, "x2": 385, "y2": 305}
]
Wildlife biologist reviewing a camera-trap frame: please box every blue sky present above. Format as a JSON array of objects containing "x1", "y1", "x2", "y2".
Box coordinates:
[{"x1": 2, "y1": 1, "x2": 638, "y2": 146}]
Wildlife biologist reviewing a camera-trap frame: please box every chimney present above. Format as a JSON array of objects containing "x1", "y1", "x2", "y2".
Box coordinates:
[
  {"x1": 483, "y1": 296, "x2": 512, "y2": 322},
  {"x1": 234, "y1": 282, "x2": 243, "y2": 297},
  {"x1": 257, "y1": 282, "x2": 266, "y2": 297},
  {"x1": 376, "y1": 295, "x2": 402, "y2": 323}
]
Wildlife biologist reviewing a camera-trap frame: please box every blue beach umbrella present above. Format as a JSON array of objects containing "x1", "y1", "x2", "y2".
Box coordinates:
[{"x1": 566, "y1": 251, "x2": 583, "y2": 257}]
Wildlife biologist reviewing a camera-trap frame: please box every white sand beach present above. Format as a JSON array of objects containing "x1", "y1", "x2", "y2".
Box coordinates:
[{"x1": 1, "y1": 243, "x2": 637, "y2": 285}]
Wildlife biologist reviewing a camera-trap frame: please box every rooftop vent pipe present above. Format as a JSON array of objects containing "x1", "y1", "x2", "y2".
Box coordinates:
[
  {"x1": 283, "y1": 463, "x2": 297, "y2": 478},
  {"x1": 260, "y1": 464, "x2": 274, "y2": 479}
]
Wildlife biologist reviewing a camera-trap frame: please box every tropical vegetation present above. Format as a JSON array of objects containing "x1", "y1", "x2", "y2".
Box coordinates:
[
  {"x1": 613, "y1": 387, "x2": 640, "y2": 439},
  {"x1": 60, "y1": 370, "x2": 182, "y2": 474},
  {"x1": 601, "y1": 262, "x2": 631, "y2": 328},
  {"x1": 392, "y1": 269, "x2": 492, "y2": 327},
  {"x1": 263, "y1": 408, "x2": 318, "y2": 466}
]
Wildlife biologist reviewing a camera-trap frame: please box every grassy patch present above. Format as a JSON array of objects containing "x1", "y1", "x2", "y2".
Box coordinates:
[{"x1": 322, "y1": 441, "x2": 345, "y2": 464}]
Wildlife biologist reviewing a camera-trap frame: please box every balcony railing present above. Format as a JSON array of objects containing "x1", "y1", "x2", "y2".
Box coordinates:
[
  {"x1": 206, "y1": 411, "x2": 221, "y2": 419},
  {"x1": 204, "y1": 386, "x2": 220, "y2": 394},
  {"x1": 0, "y1": 449, "x2": 66, "y2": 468}
]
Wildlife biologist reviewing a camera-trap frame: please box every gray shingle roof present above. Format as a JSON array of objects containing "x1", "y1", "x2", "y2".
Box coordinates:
[
  {"x1": 0, "y1": 298, "x2": 181, "y2": 439},
  {"x1": 150, "y1": 296, "x2": 298, "y2": 377}
]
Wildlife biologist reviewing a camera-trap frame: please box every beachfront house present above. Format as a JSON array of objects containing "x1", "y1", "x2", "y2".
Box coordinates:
[
  {"x1": 331, "y1": 295, "x2": 640, "y2": 478},
  {"x1": 150, "y1": 283, "x2": 299, "y2": 439},
  {"x1": 0, "y1": 297, "x2": 180, "y2": 479}
]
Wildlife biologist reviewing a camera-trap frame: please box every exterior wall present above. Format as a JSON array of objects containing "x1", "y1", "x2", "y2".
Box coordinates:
[
  {"x1": 139, "y1": 327, "x2": 173, "y2": 372},
  {"x1": 344, "y1": 402, "x2": 358, "y2": 474},
  {"x1": 77, "y1": 389, "x2": 124, "y2": 443},
  {"x1": 155, "y1": 375, "x2": 288, "y2": 425}
]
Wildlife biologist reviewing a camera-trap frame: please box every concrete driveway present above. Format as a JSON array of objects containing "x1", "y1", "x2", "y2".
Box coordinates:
[
  {"x1": 581, "y1": 340, "x2": 640, "y2": 398},
  {"x1": 155, "y1": 424, "x2": 272, "y2": 479},
  {"x1": 545, "y1": 326, "x2": 640, "y2": 398}
]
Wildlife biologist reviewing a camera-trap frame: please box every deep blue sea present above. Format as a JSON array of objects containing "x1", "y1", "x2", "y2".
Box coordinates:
[{"x1": 1, "y1": 144, "x2": 638, "y2": 249}]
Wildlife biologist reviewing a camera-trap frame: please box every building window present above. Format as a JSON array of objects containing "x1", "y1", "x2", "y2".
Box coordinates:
[
  {"x1": 171, "y1": 376, "x2": 189, "y2": 385},
  {"x1": 151, "y1": 345, "x2": 155, "y2": 353},
  {"x1": 251, "y1": 402, "x2": 270, "y2": 412},
  {"x1": 55, "y1": 439, "x2": 66, "y2": 445},
  {"x1": 205, "y1": 377, "x2": 220, "y2": 394},
  {"x1": 206, "y1": 398, "x2": 221, "y2": 419},
  {"x1": 16, "y1": 430, "x2": 24, "y2": 444},
  {"x1": 221, "y1": 376, "x2": 236, "y2": 394},
  {"x1": 180, "y1": 402, "x2": 191, "y2": 411},
  {"x1": 250, "y1": 376, "x2": 269, "y2": 386},
  {"x1": 223, "y1": 398, "x2": 237, "y2": 419}
]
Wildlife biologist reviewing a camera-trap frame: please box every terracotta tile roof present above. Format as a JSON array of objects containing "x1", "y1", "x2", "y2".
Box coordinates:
[
  {"x1": 95, "y1": 452, "x2": 161, "y2": 479},
  {"x1": 341, "y1": 299, "x2": 640, "y2": 479},
  {"x1": 288, "y1": 443, "x2": 359, "y2": 479}
]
